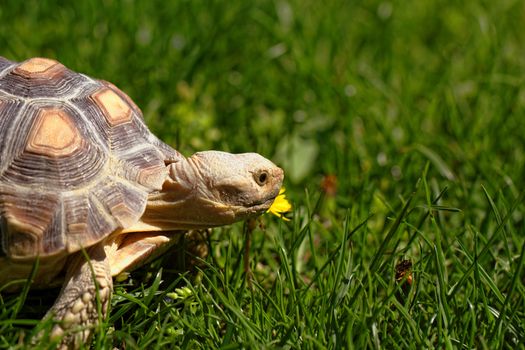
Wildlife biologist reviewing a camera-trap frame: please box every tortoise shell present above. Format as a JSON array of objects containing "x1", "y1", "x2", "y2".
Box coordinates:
[{"x1": 0, "y1": 57, "x2": 178, "y2": 259}]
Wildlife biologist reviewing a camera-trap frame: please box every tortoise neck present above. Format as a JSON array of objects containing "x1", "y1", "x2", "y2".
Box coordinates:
[{"x1": 121, "y1": 159, "x2": 216, "y2": 233}]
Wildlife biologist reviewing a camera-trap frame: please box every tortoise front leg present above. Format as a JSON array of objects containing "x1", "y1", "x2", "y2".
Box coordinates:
[{"x1": 45, "y1": 243, "x2": 113, "y2": 349}]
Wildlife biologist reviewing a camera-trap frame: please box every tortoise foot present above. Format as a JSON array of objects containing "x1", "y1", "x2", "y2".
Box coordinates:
[{"x1": 45, "y1": 244, "x2": 112, "y2": 349}]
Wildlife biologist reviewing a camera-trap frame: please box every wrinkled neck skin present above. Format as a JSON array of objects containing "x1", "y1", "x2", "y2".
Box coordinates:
[
  {"x1": 127, "y1": 151, "x2": 283, "y2": 233},
  {"x1": 139, "y1": 156, "x2": 229, "y2": 231}
]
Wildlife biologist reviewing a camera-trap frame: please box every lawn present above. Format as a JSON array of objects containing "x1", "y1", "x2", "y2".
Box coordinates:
[{"x1": 1, "y1": 0, "x2": 525, "y2": 348}]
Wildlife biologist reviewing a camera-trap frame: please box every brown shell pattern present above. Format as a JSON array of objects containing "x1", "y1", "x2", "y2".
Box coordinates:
[{"x1": 0, "y1": 57, "x2": 179, "y2": 259}]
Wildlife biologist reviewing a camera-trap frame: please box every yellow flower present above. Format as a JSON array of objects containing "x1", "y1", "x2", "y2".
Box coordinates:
[{"x1": 267, "y1": 187, "x2": 292, "y2": 221}]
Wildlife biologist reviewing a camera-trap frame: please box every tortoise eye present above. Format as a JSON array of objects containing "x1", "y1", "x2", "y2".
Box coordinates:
[{"x1": 255, "y1": 171, "x2": 269, "y2": 186}]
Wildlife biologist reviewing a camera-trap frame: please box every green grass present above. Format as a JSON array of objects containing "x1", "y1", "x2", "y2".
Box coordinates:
[{"x1": 1, "y1": 0, "x2": 525, "y2": 348}]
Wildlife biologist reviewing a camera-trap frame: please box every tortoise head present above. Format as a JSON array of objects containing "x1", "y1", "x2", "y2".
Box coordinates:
[{"x1": 140, "y1": 151, "x2": 284, "y2": 230}]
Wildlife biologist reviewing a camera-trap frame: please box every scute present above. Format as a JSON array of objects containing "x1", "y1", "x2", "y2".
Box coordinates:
[
  {"x1": 0, "y1": 56, "x2": 180, "y2": 259},
  {"x1": 92, "y1": 181, "x2": 148, "y2": 228},
  {"x1": 1, "y1": 102, "x2": 106, "y2": 191},
  {"x1": 0, "y1": 189, "x2": 63, "y2": 257},
  {"x1": 26, "y1": 107, "x2": 82, "y2": 157},
  {"x1": 61, "y1": 191, "x2": 121, "y2": 254},
  {"x1": 14, "y1": 57, "x2": 60, "y2": 76},
  {"x1": 92, "y1": 87, "x2": 132, "y2": 126},
  {"x1": 0, "y1": 57, "x2": 89, "y2": 99}
]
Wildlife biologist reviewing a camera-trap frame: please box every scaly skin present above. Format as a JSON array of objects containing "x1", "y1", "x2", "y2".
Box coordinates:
[{"x1": 45, "y1": 244, "x2": 112, "y2": 349}]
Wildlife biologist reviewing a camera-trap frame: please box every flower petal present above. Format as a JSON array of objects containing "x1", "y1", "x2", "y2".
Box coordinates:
[{"x1": 268, "y1": 187, "x2": 292, "y2": 221}]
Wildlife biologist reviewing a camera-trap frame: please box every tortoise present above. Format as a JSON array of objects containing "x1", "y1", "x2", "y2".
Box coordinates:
[{"x1": 0, "y1": 57, "x2": 284, "y2": 348}]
